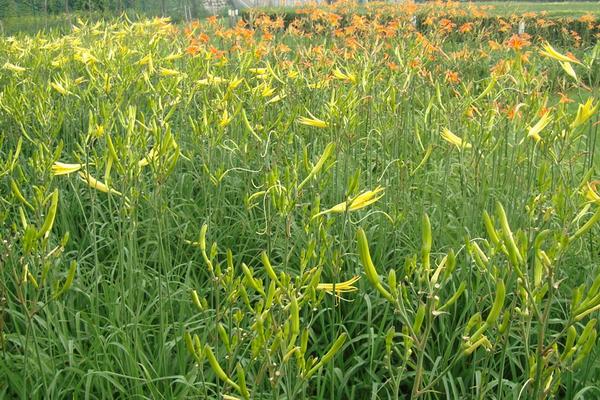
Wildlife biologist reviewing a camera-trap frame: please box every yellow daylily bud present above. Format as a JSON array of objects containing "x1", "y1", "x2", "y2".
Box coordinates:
[
  {"x1": 249, "y1": 67, "x2": 267, "y2": 75},
  {"x1": 560, "y1": 61, "x2": 577, "y2": 80},
  {"x1": 219, "y1": 109, "x2": 233, "y2": 127},
  {"x1": 297, "y1": 142, "x2": 335, "y2": 191},
  {"x1": 78, "y1": 171, "x2": 122, "y2": 196},
  {"x1": 357, "y1": 228, "x2": 395, "y2": 303},
  {"x1": 204, "y1": 345, "x2": 241, "y2": 392},
  {"x1": 38, "y1": 189, "x2": 59, "y2": 239},
  {"x1": 198, "y1": 75, "x2": 227, "y2": 85},
  {"x1": 261, "y1": 251, "x2": 281, "y2": 286},
  {"x1": 302, "y1": 333, "x2": 347, "y2": 379},
  {"x1": 266, "y1": 93, "x2": 286, "y2": 104}
]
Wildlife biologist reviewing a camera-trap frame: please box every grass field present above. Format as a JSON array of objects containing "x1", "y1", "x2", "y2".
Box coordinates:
[
  {"x1": 1, "y1": 2, "x2": 600, "y2": 399},
  {"x1": 482, "y1": 1, "x2": 600, "y2": 17}
]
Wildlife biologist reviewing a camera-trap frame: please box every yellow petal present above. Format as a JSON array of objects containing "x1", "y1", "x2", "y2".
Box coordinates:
[
  {"x1": 266, "y1": 94, "x2": 286, "y2": 104},
  {"x1": 138, "y1": 147, "x2": 159, "y2": 167},
  {"x1": 297, "y1": 116, "x2": 329, "y2": 128},
  {"x1": 540, "y1": 42, "x2": 581, "y2": 65},
  {"x1": 228, "y1": 76, "x2": 244, "y2": 90},
  {"x1": 159, "y1": 67, "x2": 181, "y2": 77},
  {"x1": 528, "y1": 113, "x2": 553, "y2": 142},
  {"x1": 314, "y1": 187, "x2": 385, "y2": 218},
  {"x1": 586, "y1": 181, "x2": 600, "y2": 205},
  {"x1": 249, "y1": 67, "x2": 267, "y2": 75},
  {"x1": 51, "y1": 81, "x2": 69, "y2": 95},
  {"x1": 317, "y1": 276, "x2": 360, "y2": 294},
  {"x1": 441, "y1": 128, "x2": 472, "y2": 149},
  {"x1": 348, "y1": 186, "x2": 385, "y2": 211},
  {"x1": 52, "y1": 162, "x2": 82, "y2": 176},
  {"x1": 3, "y1": 62, "x2": 27, "y2": 73},
  {"x1": 571, "y1": 98, "x2": 599, "y2": 129}
]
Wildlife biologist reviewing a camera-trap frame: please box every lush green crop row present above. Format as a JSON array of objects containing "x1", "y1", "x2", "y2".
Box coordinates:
[{"x1": 1, "y1": 4, "x2": 599, "y2": 399}]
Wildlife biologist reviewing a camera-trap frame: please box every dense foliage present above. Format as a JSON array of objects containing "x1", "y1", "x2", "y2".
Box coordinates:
[{"x1": 1, "y1": 2, "x2": 599, "y2": 399}]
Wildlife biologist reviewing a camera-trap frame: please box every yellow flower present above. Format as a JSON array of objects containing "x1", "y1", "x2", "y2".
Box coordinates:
[
  {"x1": 3, "y1": 62, "x2": 26, "y2": 73},
  {"x1": 317, "y1": 275, "x2": 360, "y2": 295},
  {"x1": 585, "y1": 181, "x2": 600, "y2": 205},
  {"x1": 51, "y1": 81, "x2": 70, "y2": 95},
  {"x1": 332, "y1": 68, "x2": 357, "y2": 84},
  {"x1": 261, "y1": 85, "x2": 276, "y2": 98},
  {"x1": 297, "y1": 114, "x2": 329, "y2": 129},
  {"x1": 138, "y1": 147, "x2": 159, "y2": 167},
  {"x1": 198, "y1": 75, "x2": 227, "y2": 85},
  {"x1": 308, "y1": 81, "x2": 329, "y2": 89},
  {"x1": 159, "y1": 67, "x2": 181, "y2": 77},
  {"x1": 571, "y1": 98, "x2": 599, "y2": 129},
  {"x1": 540, "y1": 42, "x2": 581, "y2": 65},
  {"x1": 228, "y1": 76, "x2": 244, "y2": 90},
  {"x1": 249, "y1": 67, "x2": 267, "y2": 75},
  {"x1": 74, "y1": 48, "x2": 98, "y2": 65},
  {"x1": 219, "y1": 109, "x2": 233, "y2": 127},
  {"x1": 528, "y1": 112, "x2": 553, "y2": 142},
  {"x1": 266, "y1": 93, "x2": 286, "y2": 105},
  {"x1": 441, "y1": 128, "x2": 472, "y2": 149},
  {"x1": 137, "y1": 53, "x2": 153, "y2": 66},
  {"x1": 78, "y1": 171, "x2": 123, "y2": 196},
  {"x1": 164, "y1": 52, "x2": 182, "y2": 61},
  {"x1": 314, "y1": 186, "x2": 384, "y2": 218},
  {"x1": 52, "y1": 162, "x2": 83, "y2": 176}
]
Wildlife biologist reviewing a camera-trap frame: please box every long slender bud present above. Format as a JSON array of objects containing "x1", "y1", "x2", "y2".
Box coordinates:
[
  {"x1": 303, "y1": 333, "x2": 347, "y2": 379},
  {"x1": 483, "y1": 210, "x2": 501, "y2": 247},
  {"x1": 242, "y1": 263, "x2": 265, "y2": 295},
  {"x1": 38, "y1": 189, "x2": 59, "y2": 239},
  {"x1": 10, "y1": 180, "x2": 34, "y2": 210},
  {"x1": 261, "y1": 251, "x2": 281, "y2": 286},
  {"x1": 290, "y1": 295, "x2": 300, "y2": 343},
  {"x1": 204, "y1": 345, "x2": 240, "y2": 392},
  {"x1": 485, "y1": 278, "x2": 506, "y2": 326},
  {"x1": 421, "y1": 213, "x2": 432, "y2": 273},
  {"x1": 54, "y1": 260, "x2": 77, "y2": 299},
  {"x1": 496, "y1": 202, "x2": 523, "y2": 267},
  {"x1": 413, "y1": 303, "x2": 426, "y2": 334},
  {"x1": 297, "y1": 142, "x2": 335, "y2": 191},
  {"x1": 357, "y1": 228, "x2": 395, "y2": 303},
  {"x1": 236, "y1": 363, "x2": 250, "y2": 400},
  {"x1": 438, "y1": 282, "x2": 466, "y2": 312},
  {"x1": 569, "y1": 209, "x2": 600, "y2": 243}
]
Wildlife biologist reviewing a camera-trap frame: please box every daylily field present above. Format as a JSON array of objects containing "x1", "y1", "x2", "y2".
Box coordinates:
[{"x1": 1, "y1": 1, "x2": 600, "y2": 399}]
